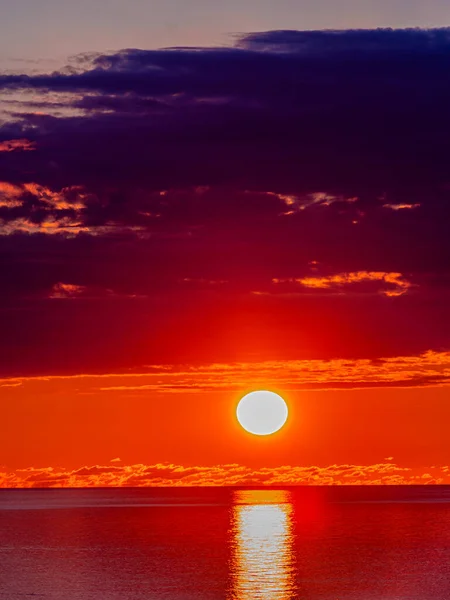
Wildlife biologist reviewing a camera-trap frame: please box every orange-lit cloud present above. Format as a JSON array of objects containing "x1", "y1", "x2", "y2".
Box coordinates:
[
  {"x1": 0, "y1": 182, "x2": 27, "y2": 207},
  {"x1": 0, "y1": 180, "x2": 155, "y2": 235},
  {"x1": 1, "y1": 461, "x2": 447, "y2": 488},
  {"x1": 383, "y1": 203, "x2": 421, "y2": 210},
  {"x1": 50, "y1": 283, "x2": 87, "y2": 299},
  {"x1": 0, "y1": 218, "x2": 90, "y2": 235},
  {"x1": 272, "y1": 271, "x2": 412, "y2": 297},
  {"x1": 0, "y1": 181, "x2": 87, "y2": 210},
  {"x1": 0, "y1": 139, "x2": 36, "y2": 152},
  {"x1": 0, "y1": 181, "x2": 92, "y2": 234},
  {"x1": 1, "y1": 350, "x2": 450, "y2": 392}
]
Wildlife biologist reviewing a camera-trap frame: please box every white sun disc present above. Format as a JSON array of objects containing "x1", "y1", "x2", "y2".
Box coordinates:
[{"x1": 237, "y1": 391, "x2": 288, "y2": 436}]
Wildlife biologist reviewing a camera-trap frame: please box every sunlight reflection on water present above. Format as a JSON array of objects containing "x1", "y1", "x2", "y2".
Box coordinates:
[{"x1": 229, "y1": 490, "x2": 296, "y2": 599}]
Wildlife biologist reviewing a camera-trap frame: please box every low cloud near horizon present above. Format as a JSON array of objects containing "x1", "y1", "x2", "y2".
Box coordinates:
[{"x1": 1, "y1": 461, "x2": 446, "y2": 488}]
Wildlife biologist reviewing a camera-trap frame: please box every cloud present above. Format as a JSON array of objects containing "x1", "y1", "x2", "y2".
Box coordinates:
[
  {"x1": 271, "y1": 272, "x2": 412, "y2": 297},
  {"x1": 383, "y1": 203, "x2": 421, "y2": 211},
  {"x1": 2, "y1": 28, "x2": 450, "y2": 195},
  {"x1": 0, "y1": 138, "x2": 35, "y2": 152},
  {"x1": 0, "y1": 181, "x2": 90, "y2": 234},
  {"x1": 0, "y1": 29, "x2": 449, "y2": 374},
  {"x1": 50, "y1": 282, "x2": 87, "y2": 298},
  {"x1": 1, "y1": 461, "x2": 446, "y2": 488},
  {"x1": 2, "y1": 350, "x2": 450, "y2": 391}
]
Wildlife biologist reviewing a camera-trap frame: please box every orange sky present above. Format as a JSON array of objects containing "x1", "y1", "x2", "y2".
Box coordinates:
[{"x1": 1, "y1": 354, "x2": 449, "y2": 487}]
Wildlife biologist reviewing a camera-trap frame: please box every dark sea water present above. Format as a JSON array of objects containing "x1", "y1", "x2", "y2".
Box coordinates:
[{"x1": 1, "y1": 486, "x2": 450, "y2": 599}]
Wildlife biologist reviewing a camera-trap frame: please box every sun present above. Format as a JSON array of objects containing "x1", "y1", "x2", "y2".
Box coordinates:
[{"x1": 237, "y1": 391, "x2": 288, "y2": 436}]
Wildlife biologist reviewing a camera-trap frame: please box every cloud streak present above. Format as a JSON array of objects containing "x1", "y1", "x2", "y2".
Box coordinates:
[
  {"x1": 1, "y1": 350, "x2": 450, "y2": 392},
  {"x1": 271, "y1": 272, "x2": 412, "y2": 297}
]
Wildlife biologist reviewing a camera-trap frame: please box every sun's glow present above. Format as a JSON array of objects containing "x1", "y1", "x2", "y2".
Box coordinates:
[{"x1": 237, "y1": 391, "x2": 288, "y2": 436}]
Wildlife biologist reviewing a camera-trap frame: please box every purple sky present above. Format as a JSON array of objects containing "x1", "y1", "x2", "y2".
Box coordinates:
[{"x1": 1, "y1": 0, "x2": 450, "y2": 70}]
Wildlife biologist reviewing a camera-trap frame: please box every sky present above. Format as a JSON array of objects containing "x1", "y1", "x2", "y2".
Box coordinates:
[
  {"x1": 3, "y1": 0, "x2": 450, "y2": 69},
  {"x1": 1, "y1": 4, "x2": 450, "y2": 487}
]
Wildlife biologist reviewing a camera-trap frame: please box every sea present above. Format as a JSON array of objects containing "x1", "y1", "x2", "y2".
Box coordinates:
[{"x1": 1, "y1": 486, "x2": 450, "y2": 599}]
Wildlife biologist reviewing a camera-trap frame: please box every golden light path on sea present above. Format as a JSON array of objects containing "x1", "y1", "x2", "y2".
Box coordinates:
[{"x1": 229, "y1": 490, "x2": 296, "y2": 599}]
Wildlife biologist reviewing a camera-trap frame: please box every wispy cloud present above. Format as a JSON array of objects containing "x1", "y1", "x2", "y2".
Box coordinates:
[
  {"x1": 1, "y1": 350, "x2": 450, "y2": 392},
  {"x1": 272, "y1": 272, "x2": 412, "y2": 297}
]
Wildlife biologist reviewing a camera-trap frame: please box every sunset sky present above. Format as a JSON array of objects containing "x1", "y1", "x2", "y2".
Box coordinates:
[{"x1": 1, "y1": 2, "x2": 450, "y2": 487}]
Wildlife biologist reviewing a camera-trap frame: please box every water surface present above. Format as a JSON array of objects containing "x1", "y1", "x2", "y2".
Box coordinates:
[{"x1": 1, "y1": 486, "x2": 450, "y2": 599}]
